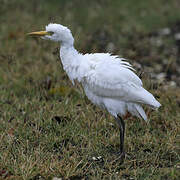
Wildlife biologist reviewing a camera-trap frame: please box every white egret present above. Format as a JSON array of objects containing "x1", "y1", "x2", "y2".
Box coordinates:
[{"x1": 27, "y1": 23, "x2": 161, "y2": 159}]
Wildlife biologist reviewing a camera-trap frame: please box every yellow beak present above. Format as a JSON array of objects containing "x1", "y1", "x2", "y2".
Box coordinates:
[{"x1": 26, "y1": 31, "x2": 50, "y2": 37}]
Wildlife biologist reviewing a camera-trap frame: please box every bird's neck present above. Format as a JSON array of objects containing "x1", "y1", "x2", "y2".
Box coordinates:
[{"x1": 60, "y1": 44, "x2": 83, "y2": 84}]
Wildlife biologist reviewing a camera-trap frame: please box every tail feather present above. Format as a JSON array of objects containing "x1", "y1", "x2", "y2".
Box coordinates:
[
  {"x1": 138, "y1": 88, "x2": 161, "y2": 109},
  {"x1": 127, "y1": 103, "x2": 147, "y2": 121},
  {"x1": 135, "y1": 104, "x2": 147, "y2": 121},
  {"x1": 149, "y1": 99, "x2": 161, "y2": 109}
]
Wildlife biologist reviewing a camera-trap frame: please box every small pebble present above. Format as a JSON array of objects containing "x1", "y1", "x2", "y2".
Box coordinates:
[
  {"x1": 159, "y1": 28, "x2": 171, "y2": 35},
  {"x1": 156, "y1": 73, "x2": 166, "y2": 80},
  {"x1": 174, "y1": 33, "x2": 180, "y2": 40},
  {"x1": 52, "y1": 177, "x2": 62, "y2": 180},
  {"x1": 92, "y1": 156, "x2": 102, "y2": 161}
]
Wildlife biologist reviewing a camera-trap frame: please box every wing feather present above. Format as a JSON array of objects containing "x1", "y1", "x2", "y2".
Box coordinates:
[{"x1": 83, "y1": 54, "x2": 156, "y2": 105}]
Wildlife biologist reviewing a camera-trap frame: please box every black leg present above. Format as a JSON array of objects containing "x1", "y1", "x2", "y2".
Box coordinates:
[
  {"x1": 115, "y1": 115, "x2": 125, "y2": 155},
  {"x1": 118, "y1": 115, "x2": 125, "y2": 154}
]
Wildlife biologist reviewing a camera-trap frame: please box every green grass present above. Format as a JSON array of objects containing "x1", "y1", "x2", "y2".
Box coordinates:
[{"x1": 0, "y1": 0, "x2": 180, "y2": 179}]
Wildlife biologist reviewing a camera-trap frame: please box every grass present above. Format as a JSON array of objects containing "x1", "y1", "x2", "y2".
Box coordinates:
[{"x1": 0, "y1": 0, "x2": 180, "y2": 179}]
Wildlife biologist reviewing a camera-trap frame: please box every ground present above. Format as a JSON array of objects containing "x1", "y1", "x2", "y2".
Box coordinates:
[{"x1": 0, "y1": 0, "x2": 180, "y2": 179}]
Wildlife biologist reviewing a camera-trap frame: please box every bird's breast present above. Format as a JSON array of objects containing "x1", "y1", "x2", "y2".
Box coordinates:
[{"x1": 83, "y1": 82, "x2": 106, "y2": 109}]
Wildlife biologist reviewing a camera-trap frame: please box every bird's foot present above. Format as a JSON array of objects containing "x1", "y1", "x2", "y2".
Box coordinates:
[
  {"x1": 111, "y1": 151, "x2": 125, "y2": 164},
  {"x1": 117, "y1": 151, "x2": 125, "y2": 159}
]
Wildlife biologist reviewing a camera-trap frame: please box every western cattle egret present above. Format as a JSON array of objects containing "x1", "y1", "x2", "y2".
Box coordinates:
[{"x1": 27, "y1": 23, "x2": 161, "y2": 160}]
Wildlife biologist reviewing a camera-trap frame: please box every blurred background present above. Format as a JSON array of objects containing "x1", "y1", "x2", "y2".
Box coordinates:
[
  {"x1": 1, "y1": 0, "x2": 180, "y2": 87},
  {"x1": 0, "y1": 0, "x2": 180, "y2": 179}
]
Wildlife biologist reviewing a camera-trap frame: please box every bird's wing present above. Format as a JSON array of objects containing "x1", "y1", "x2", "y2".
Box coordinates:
[{"x1": 84, "y1": 54, "x2": 152, "y2": 104}]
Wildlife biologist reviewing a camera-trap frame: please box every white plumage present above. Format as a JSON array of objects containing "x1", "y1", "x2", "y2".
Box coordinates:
[{"x1": 28, "y1": 23, "x2": 161, "y2": 159}]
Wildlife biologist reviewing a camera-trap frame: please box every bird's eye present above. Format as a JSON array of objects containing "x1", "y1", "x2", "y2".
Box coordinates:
[{"x1": 48, "y1": 31, "x2": 54, "y2": 35}]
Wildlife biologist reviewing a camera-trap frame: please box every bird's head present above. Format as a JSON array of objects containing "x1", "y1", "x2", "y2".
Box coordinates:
[{"x1": 27, "y1": 23, "x2": 74, "y2": 46}]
